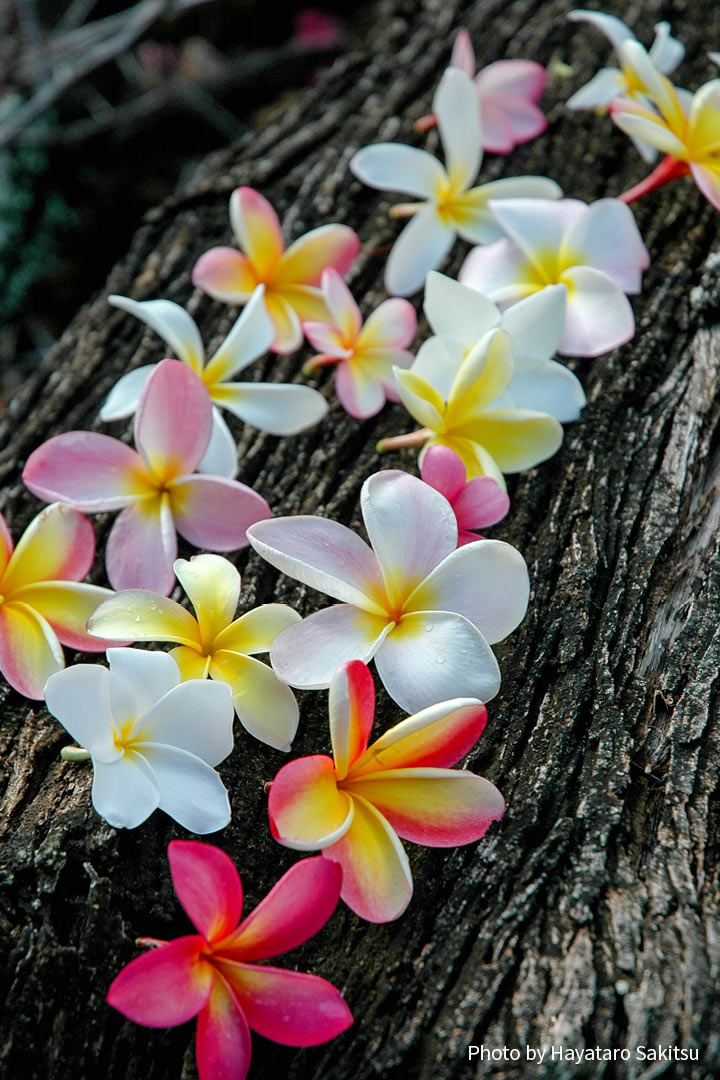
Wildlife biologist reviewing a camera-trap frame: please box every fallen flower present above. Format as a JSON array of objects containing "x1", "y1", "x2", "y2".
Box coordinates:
[
  {"x1": 302, "y1": 268, "x2": 416, "y2": 418},
  {"x1": 192, "y1": 186, "x2": 360, "y2": 353},
  {"x1": 23, "y1": 360, "x2": 271, "y2": 596},
  {"x1": 46, "y1": 648, "x2": 233, "y2": 831},
  {"x1": 350, "y1": 66, "x2": 561, "y2": 296},
  {"x1": 459, "y1": 196, "x2": 649, "y2": 356},
  {"x1": 0, "y1": 503, "x2": 111, "y2": 699},
  {"x1": 247, "y1": 469, "x2": 529, "y2": 712},
  {"x1": 107, "y1": 841, "x2": 352, "y2": 1080},
  {"x1": 420, "y1": 445, "x2": 509, "y2": 545},
  {"x1": 101, "y1": 287, "x2": 328, "y2": 477},
  {"x1": 88, "y1": 554, "x2": 301, "y2": 751},
  {"x1": 269, "y1": 660, "x2": 504, "y2": 922}
]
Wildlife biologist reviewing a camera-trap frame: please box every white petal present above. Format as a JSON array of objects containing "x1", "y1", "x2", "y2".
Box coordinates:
[
  {"x1": 567, "y1": 10, "x2": 637, "y2": 55},
  {"x1": 611, "y1": 109, "x2": 687, "y2": 156},
  {"x1": 648, "y1": 22, "x2": 684, "y2": 76},
  {"x1": 385, "y1": 207, "x2": 455, "y2": 297},
  {"x1": 501, "y1": 284, "x2": 567, "y2": 361},
  {"x1": 216, "y1": 382, "x2": 328, "y2": 435},
  {"x1": 411, "y1": 336, "x2": 462, "y2": 399},
  {"x1": 481, "y1": 175, "x2": 563, "y2": 203},
  {"x1": 487, "y1": 198, "x2": 586, "y2": 271},
  {"x1": 137, "y1": 679, "x2": 234, "y2": 766},
  {"x1": 374, "y1": 611, "x2": 501, "y2": 712},
  {"x1": 424, "y1": 272, "x2": 501, "y2": 346},
  {"x1": 108, "y1": 295, "x2": 205, "y2": 370},
  {"x1": 197, "y1": 408, "x2": 238, "y2": 478},
  {"x1": 495, "y1": 355, "x2": 586, "y2": 423},
  {"x1": 106, "y1": 648, "x2": 181, "y2": 734},
  {"x1": 562, "y1": 198, "x2": 649, "y2": 293},
  {"x1": 459, "y1": 238, "x2": 535, "y2": 305},
  {"x1": 350, "y1": 143, "x2": 445, "y2": 198},
  {"x1": 139, "y1": 744, "x2": 230, "y2": 834},
  {"x1": 204, "y1": 285, "x2": 274, "y2": 380},
  {"x1": 560, "y1": 267, "x2": 635, "y2": 356},
  {"x1": 99, "y1": 365, "x2": 156, "y2": 422},
  {"x1": 566, "y1": 68, "x2": 626, "y2": 110},
  {"x1": 434, "y1": 67, "x2": 482, "y2": 191},
  {"x1": 92, "y1": 752, "x2": 160, "y2": 828},
  {"x1": 270, "y1": 604, "x2": 392, "y2": 689},
  {"x1": 44, "y1": 664, "x2": 118, "y2": 763}
]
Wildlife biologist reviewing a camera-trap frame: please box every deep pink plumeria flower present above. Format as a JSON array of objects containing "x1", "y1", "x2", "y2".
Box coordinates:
[
  {"x1": 107, "y1": 841, "x2": 353, "y2": 1080},
  {"x1": 23, "y1": 360, "x2": 271, "y2": 596},
  {"x1": 420, "y1": 446, "x2": 510, "y2": 546}
]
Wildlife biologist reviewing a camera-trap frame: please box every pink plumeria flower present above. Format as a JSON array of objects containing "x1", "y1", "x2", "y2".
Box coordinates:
[
  {"x1": 247, "y1": 469, "x2": 529, "y2": 713},
  {"x1": 302, "y1": 269, "x2": 416, "y2": 418},
  {"x1": 101, "y1": 287, "x2": 327, "y2": 478},
  {"x1": 269, "y1": 660, "x2": 504, "y2": 922},
  {"x1": 420, "y1": 446, "x2": 509, "y2": 546},
  {"x1": 192, "y1": 186, "x2": 360, "y2": 354},
  {"x1": 0, "y1": 503, "x2": 111, "y2": 699},
  {"x1": 416, "y1": 29, "x2": 547, "y2": 154},
  {"x1": 107, "y1": 841, "x2": 353, "y2": 1080},
  {"x1": 23, "y1": 360, "x2": 271, "y2": 596},
  {"x1": 459, "y1": 197, "x2": 650, "y2": 356},
  {"x1": 350, "y1": 67, "x2": 561, "y2": 296}
]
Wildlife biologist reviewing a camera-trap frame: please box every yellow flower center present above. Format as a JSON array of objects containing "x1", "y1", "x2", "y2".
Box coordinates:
[{"x1": 113, "y1": 717, "x2": 140, "y2": 752}]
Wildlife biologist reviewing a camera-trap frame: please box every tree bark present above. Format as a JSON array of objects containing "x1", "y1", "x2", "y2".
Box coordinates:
[{"x1": 2, "y1": 1, "x2": 720, "y2": 1077}]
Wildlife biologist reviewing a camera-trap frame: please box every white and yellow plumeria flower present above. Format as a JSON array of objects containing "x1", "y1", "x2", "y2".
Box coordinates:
[
  {"x1": 611, "y1": 42, "x2": 720, "y2": 211},
  {"x1": 350, "y1": 67, "x2": 561, "y2": 296},
  {"x1": 567, "y1": 9, "x2": 684, "y2": 162},
  {"x1": 459, "y1": 196, "x2": 649, "y2": 356},
  {"x1": 101, "y1": 287, "x2": 327, "y2": 478},
  {"x1": 247, "y1": 469, "x2": 529, "y2": 713},
  {"x1": 46, "y1": 648, "x2": 234, "y2": 832}
]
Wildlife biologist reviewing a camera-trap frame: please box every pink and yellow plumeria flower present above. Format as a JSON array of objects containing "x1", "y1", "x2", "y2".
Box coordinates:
[
  {"x1": 247, "y1": 469, "x2": 529, "y2": 713},
  {"x1": 350, "y1": 67, "x2": 561, "y2": 296},
  {"x1": 192, "y1": 186, "x2": 360, "y2": 354},
  {"x1": 417, "y1": 29, "x2": 547, "y2": 154},
  {"x1": 101, "y1": 287, "x2": 327, "y2": 477},
  {"x1": 611, "y1": 42, "x2": 720, "y2": 211},
  {"x1": 269, "y1": 661, "x2": 504, "y2": 922},
  {"x1": 459, "y1": 196, "x2": 650, "y2": 356},
  {"x1": 88, "y1": 554, "x2": 301, "y2": 751},
  {"x1": 302, "y1": 268, "x2": 416, "y2": 418},
  {"x1": 107, "y1": 841, "x2": 353, "y2": 1080},
  {"x1": 420, "y1": 445, "x2": 509, "y2": 546},
  {"x1": 23, "y1": 360, "x2": 271, "y2": 596},
  {"x1": 0, "y1": 503, "x2": 111, "y2": 699}
]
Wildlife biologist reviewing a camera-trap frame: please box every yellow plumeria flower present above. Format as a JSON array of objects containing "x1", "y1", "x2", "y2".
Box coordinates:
[{"x1": 87, "y1": 553, "x2": 301, "y2": 751}]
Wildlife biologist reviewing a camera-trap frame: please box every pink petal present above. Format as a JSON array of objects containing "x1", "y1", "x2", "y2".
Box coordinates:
[
  {"x1": 0, "y1": 512, "x2": 14, "y2": 578},
  {"x1": 453, "y1": 476, "x2": 510, "y2": 531},
  {"x1": 22, "y1": 433, "x2": 151, "y2": 512},
  {"x1": 475, "y1": 59, "x2": 546, "y2": 102},
  {"x1": 168, "y1": 840, "x2": 243, "y2": 943},
  {"x1": 334, "y1": 360, "x2": 387, "y2": 419},
  {"x1": 420, "y1": 445, "x2": 467, "y2": 503},
  {"x1": 269, "y1": 604, "x2": 392, "y2": 690},
  {"x1": 192, "y1": 247, "x2": 258, "y2": 303},
  {"x1": 356, "y1": 297, "x2": 417, "y2": 349},
  {"x1": 106, "y1": 936, "x2": 212, "y2": 1027},
  {"x1": 134, "y1": 360, "x2": 213, "y2": 482},
  {"x1": 230, "y1": 187, "x2": 284, "y2": 278},
  {"x1": 214, "y1": 961, "x2": 353, "y2": 1046},
  {"x1": 481, "y1": 97, "x2": 546, "y2": 152},
  {"x1": 219, "y1": 857, "x2": 342, "y2": 962},
  {"x1": 105, "y1": 494, "x2": 177, "y2": 594},
  {"x1": 0, "y1": 503, "x2": 95, "y2": 594},
  {"x1": 477, "y1": 101, "x2": 515, "y2": 154},
  {"x1": 450, "y1": 28, "x2": 475, "y2": 76},
  {"x1": 302, "y1": 321, "x2": 351, "y2": 359},
  {"x1": 352, "y1": 698, "x2": 488, "y2": 772},
  {"x1": 169, "y1": 475, "x2": 271, "y2": 551},
  {"x1": 321, "y1": 268, "x2": 362, "y2": 342},
  {"x1": 0, "y1": 600, "x2": 64, "y2": 699},
  {"x1": 273, "y1": 225, "x2": 360, "y2": 287},
  {"x1": 268, "y1": 755, "x2": 354, "y2": 849},
  {"x1": 195, "y1": 974, "x2": 252, "y2": 1080},
  {"x1": 12, "y1": 582, "x2": 113, "y2": 652},
  {"x1": 690, "y1": 163, "x2": 720, "y2": 212},
  {"x1": 329, "y1": 660, "x2": 376, "y2": 779}
]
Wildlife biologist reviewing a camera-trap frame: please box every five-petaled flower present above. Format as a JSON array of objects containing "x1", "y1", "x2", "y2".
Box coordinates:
[
  {"x1": 46, "y1": 648, "x2": 234, "y2": 831},
  {"x1": 23, "y1": 360, "x2": 271, "y2": 596},
  {"x1": 350, "y1": 66, "x2": 561, "y2": 296},
  {"x1": 0, "y1": 503, "x2": 111, "y2": 699},
  {"x1": 106, "y1": 841, "x2": 353, "y2": 1080},
  {"x1": 192, "y1": 186, "x2": 360, "y2": 353},
  {"x1": 420, "y1": 445, "x2": 509, "y2": 546},
  {"x1": 88, "y1": 553, "x2": 301, "y2": 751},
  {"x1": 247, "y1": 469, "x2": 529, "y2": 712},
  {"x1": 269, "y1": 660, "x2": 505, "y2": 922},
  {"x1": 302, "y1": 268, "x2": 416, "y2": 418},
  {"x1": 101, "y1": 287, "x2": 328, "y2": 477}
]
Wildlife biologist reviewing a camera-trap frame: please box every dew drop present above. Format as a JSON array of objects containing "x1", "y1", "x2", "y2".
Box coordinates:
[
  {"x1": 436, "y1": 654, "x2": 445, "y2": 664},
  {"x1": 133, "y1": 615, "x2": 141, "y2": 623},
  {"x1": 424, "y1": 623, "x2": 433, "y2": 632}
]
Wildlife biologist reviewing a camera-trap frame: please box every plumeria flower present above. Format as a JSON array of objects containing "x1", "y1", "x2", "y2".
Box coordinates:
[
  {"x1": 247, "y1": 469, "x2": 529, "y2": 713},
  {"x1": 101, "y1": 287, "x2": 328, "y2": 478},
  {"x1": 459, "y1": 197, "x2": 650, "y2": 356},
  {"x1": 46, "y1": 649, "x2": 233, "y2": 831},
  {"x1": 416, "y1": 29, "x2": 547, "y2": 154},
  {"x1": 611, "y1": 42, "x2": 720, "y2": 211},
  {"x1": 23, "y1": 360, "x2": 271, "y2": 596},
  {"x1": 302, "y1": 269, "x2": 416, "y2": 418},
  {"x1": 567, "y1": 10, "x2": 684, "y2": 162},
  {"x1": 0, "y1": 503, "x2": 111, "y2": 699},
  {"x1": 107, "y1": 842, "x2": 352, "y2": 1080},
  {"x1": 420, "y1": 446, "x2": 509, "y2": 546},
  {"x1": 88, "y1": 554, "x2": 301, "y2": 751},
  {"x1": 192, "y1": 186, "x2": 360, "y2": 354},
  {"x1": 269, "y1": 660, "x2": 504, "y2": 922},
  {"x1": 350, "y1": 66, "x2": 561, "y2": 296}
]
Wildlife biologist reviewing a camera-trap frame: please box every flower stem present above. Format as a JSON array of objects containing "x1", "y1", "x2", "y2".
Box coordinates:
[
  {"x1": 137, "y1": 937, "x2": 168, "y2": 949},
  {"x1": 302, "y1": 354, "x2": 339, "y2": 376},
  {"x1": 618, "y1": 154, "x2": 690, "y2": 204},
  {"x1": 414, "y1": 113, "x2": 436, "y2": 133},
  {"x1": 389, "y1": 202, "x2": 425, "y2": 219},
  {"x1": 60, "y1": 746, "x2": 91, "y2": 762},
  {"x1": 376, "y1": 428, "x2": 431, "y2": 453}
]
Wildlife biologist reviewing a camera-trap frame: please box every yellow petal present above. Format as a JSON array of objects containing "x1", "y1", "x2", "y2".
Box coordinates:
[
  {"x1": 173, "y1": 555, "x2": 240, "y2": 651},
  {"x1": 457, "y1": 409, "x2": 563, "y2": 472},
  {"x1": 394, "y1": 369, "x2": 445, "y2": 430},
  {"x1": 446, "y1": 329, "x2": 513, "y2": 424},
  {"x1": 170, "y1": 645, "x2": 211, "y2": 680},
  {"x1": 213, "y1": 603, "x2": 301, "y2": 655},
  {"x1": 87, "y1": 591, "x2": 202, "y2": 649}
]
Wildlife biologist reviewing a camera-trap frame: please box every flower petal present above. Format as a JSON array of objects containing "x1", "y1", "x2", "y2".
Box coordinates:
[
  {"x1": 230, "y1": 187, "x2": 284, "y2": 278},
  {"x1": 357, "y1": 297, "x2": 417, "y2": 349},
  {"x1": 105, "y1": 494, "x2": 177, "y2": 595},
  {"x1": 477, "y1": 58, "x2": 546, "y2": 100},
  {"x1": 192, "y1": 247, "x2": 258, "y2": 303},
  {"x1": 209, "y1": 651, "x2": 299, "y2": 751},
  {"x1": 458, "y1": 408, "x2": 564, "y2": 472},
  {"x1": 453, "y1": 476, "x2": 510, "y2": 530},
  {"x1": 139, "y1": 744, "x2": 230, "y2": 834},
  {"x1": 88, "y1": 590, "x2": 202, "y2": 649},
  {"x1": 134, "y1": 360, "x2": 213, "y2": 481},
  {"x1": 212, "y1": 382, "x2": 328, "y2": 436},
  {"x1": 269, "y1": 755, "x2": 354, "y2": 850},
  {"x1": 459, "y1": 237, "x2": 536, "y2": 306},
  {"x1": 559, "y1": 266, "x2": 635, "y2": 356},
  {"x1": 350, "y1": 143, "x2": 445, "y2": 199},
  {"x1": 203, "y1": 285, "x2": 275, "y2": 384},
  {"x1": 450, "y1": 28, "x2": 475, "y2": 75},
  {"x1": 420, "y1": 444, "x2": 467, "y2": 502},
  {"x1": 610, "y1": 99, "x2": 687, "y2": 156},
  {"x1": 107, "y1": 936, "x2": 211, "y2": 1027},
  {"x1": 321, "y1": 268, "x2": 362, "y2": 342},
  {"x1": 649, "y1": 21, "x2": 684, "y2": 74},
  {"x1": 195, "y1": 975, "x2": 252, "y2": 1080},
  {"x1": 270, "y1": 605, "x2": 392, "y2": 690},
  {"x1": 197, "y1": 408, "x2": 238, "y2": 479},
  {"x1": 423, "y1": 271, "x2": 501, "y2": 346},
  {"x1": 13, "y1": 582, "x2": 113, "y2": 652},
  {"x1": 562, "y1": 198, "x2": 649, "y2": 293},
  {"x1": 497, "y1": 355, "x2": 586, "y2": 423},
  {"x1": 44, "y1": 663, "x2": 117, "y2": 760},
  {"x1": 170, "y1": 645, "x2": 212, "y2": 680},
  {"x1": 170, "y1": 475, "x2": 271, "y2": 552},
  {"x1": 323, "y1": 794, "x2": 412, "y2": 922},
  {"x1": 99, "y1": 364, "x2": 156, "y2": 422},
  {"x1": 385, "y1": 206, "x2": 455, "y2": 297},
  {"x1": 352, "y1": 698, "x2": 487, "y2": 773},
  {"x1": 434, "y1": 67, "x2": 482, "y2": 191},
  {"x1": 214, "y1": 604, "x2": 301, "y2": 655},
  {"x1": 91, "y1": 751, "x2": 160, "y2": 828},
  {"x1": 393, "y1": 367, "x2": 446, "y2": 429},
  {"x1": 1, "y1": 503, "x2": 96, "y2": 593},
  {"x1": 108, "y1": 295, "x2": 205, "y2": 372},
  {"x1": 263, "y1": 292, "x2": 304, "y2": 354},
  {"x1": 488, "y1": 197, "x2": 586, "y2": 276},
  {"x1": 690, "y1": 162, "x2": 720, "y2": 212},
  {"x1": 22, "y1": 433, "x2": 151, "y2": 512},
  {"x1": 334, "y1": 359, "x2": 387, "y2": 419},
  {"x1": 273, "y1": 224, "x2": 360, "y2": 287},
  {"x1": 567, "y1": 9, "x2": 637, "y2": 54},
  {"x1": 0, "y1": 513, "x2": 13, "y2": 578},
  {"x1": 374, "y1": 610, "x2": 501, "y2": 712},
  {"x1": 566, "y1": 67, "x2": 626, "y2": 110},
  {"x1": 409, "y1": 336, "x2": 461, "y2": 398},
  {"x1": 168, "y1": 839, "x2": 243, "y2": 942},
  {"x1": 138, "y1": 678, "x2": 234, "y2": 766},
  {"x1": 106, "y1": 647, "x2": 181, "y2": 732},
  {"x1": 329, "y1": 659, "x2": 375, "y2": 780},
  {"x1": 173, "y1": 554, "x2": 240, "y2": 649},
  {"x1": 500, "y1": 283, "x2": 567, "y2": 361},
  {"x1": 0, "y1": 601, "x2": 64, "y2": 699}
]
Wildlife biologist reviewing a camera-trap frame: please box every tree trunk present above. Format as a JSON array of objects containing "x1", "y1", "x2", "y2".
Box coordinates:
[{"x1": 2, "y1": 1, "x2": 720, "y2": 1077}]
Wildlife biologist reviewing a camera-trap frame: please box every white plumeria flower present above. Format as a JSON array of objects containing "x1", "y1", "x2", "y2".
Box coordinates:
[
  {"x1": 45, "y1": 648, "x2": 234, "y2": 832},
  {"x1": 247, "y1": 470, "x2": 529, "y2": 713},
  {"x1": 566, "y1": 9, "x2": 685, "y2": 162},
  {"x1": 350, "y1": 67, "x2": 562, "y2": 296},
  {"x1": 459, "y1": 197, "x2": 650, "y2": 357},
  {"x1": 101, "y1": 286, "x2": 327, "y2": 478}
]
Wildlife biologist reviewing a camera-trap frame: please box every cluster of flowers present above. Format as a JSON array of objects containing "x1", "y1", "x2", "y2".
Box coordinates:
[{"x1": 5, "y1": 12, "x2": 717, "y2": 1079}]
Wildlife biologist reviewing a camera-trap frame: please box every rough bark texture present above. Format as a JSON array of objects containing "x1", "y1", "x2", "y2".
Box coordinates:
[{"x1": 1, "y1": 1, "x2": 720, "y2": 1077}]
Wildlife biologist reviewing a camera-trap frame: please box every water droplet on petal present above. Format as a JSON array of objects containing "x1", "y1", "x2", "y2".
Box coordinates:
[
  {"x1": 424, "y1": 623, "x2": 433, "y2": 632},
  {"x1": 436, "y1": 654, "x2": 445, "y2": 664}
]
